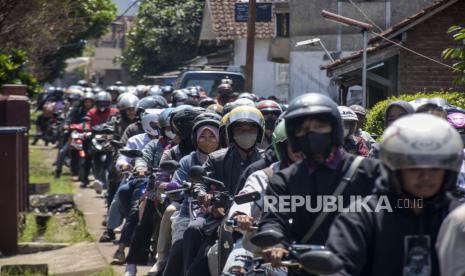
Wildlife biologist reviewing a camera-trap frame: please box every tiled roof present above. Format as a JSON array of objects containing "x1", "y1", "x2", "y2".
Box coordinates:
[{"x1": 207, "y1": 0, "x2": 288, "y2": 41}]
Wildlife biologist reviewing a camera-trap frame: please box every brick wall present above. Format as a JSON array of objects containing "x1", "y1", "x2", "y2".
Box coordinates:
[{"x1": 398, "y1": 1, "x2": 465, "y2": 94}]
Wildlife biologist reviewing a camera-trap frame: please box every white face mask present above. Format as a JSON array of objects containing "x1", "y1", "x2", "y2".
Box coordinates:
[
  {"x1": 234, "y1": 133, "x2": 257, "y2": 150},
  {"x1": 165, "y1": 130, "x2": 176, "y2": 140}
]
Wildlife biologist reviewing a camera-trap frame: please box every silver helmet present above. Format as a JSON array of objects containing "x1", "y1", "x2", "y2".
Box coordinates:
[
  {"x1": 338, "y1": 106, "x2": 358, "y2": 137},
  {"x1": 141, "y1": 108, "x2": 163, "y2": 137},
  {"x1": 380, "y1": 113, "x2": 464, "y2": 191},
  {"x1": 117, "y1": 93, "x2": 139, "y2": 110}
]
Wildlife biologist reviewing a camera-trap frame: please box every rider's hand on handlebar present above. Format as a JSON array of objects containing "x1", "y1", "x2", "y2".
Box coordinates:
[
  {"x1": 263, "y1": 246, "x2": 289, "y2": 268},
  {"x1": 211, "y1": 206, "x2": 225, "y2": 218},
  {"x1": 197, "y1": 193, "x2": 212, "y2": 206},
  {"x1": 121, "y1": 163, "x2": 132, "y2": 172},
  {"x1": 234, "y1": 214, "x2": 254, "y2": 231}
]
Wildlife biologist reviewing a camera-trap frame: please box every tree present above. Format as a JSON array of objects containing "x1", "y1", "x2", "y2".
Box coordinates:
[
  {"x1": 0, "y1": 0, "x2": 116, "y2": 83},
  {"x1": 442, "y1": 25, "x2": 465, "y2": 84},
  {"x1": 122, "y1": 0, "x2": 215, "y2": 82},
  {"x1": 0, "y1": 49, "x2": 39, "y2": 96}
]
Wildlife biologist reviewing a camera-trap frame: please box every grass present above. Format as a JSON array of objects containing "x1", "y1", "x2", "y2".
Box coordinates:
[
  {"x1": 90, "y1": 266, "x2": 116, "y2": 276},
  {"x1": 29, "y1": 145, "x2": 75, "y2": 195},
  {"x1": 19, "y1": 214, "x2": 39, "y2": 243},
  {"x1": 21, "y1": 135, "x2": 91, "y2": 244}
]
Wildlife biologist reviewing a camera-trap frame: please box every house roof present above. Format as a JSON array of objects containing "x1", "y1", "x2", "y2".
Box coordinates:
[
  {"x1": 322, "y1": 0, "x2": 459, "y2": 73},
  {"x1": 206, "y1": 0, "x2": 288, "y2": 41},
  {"x1": 369, "y1": 0, "x2": 459, "y2": 44}
]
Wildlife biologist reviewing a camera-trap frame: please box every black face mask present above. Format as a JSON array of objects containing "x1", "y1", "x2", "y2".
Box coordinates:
[
  {"x1": 296, "y1": 131, "x2": 333, "y2": 161},
  {"x1": 265, "y1": 117, "x2": 276, "y2": 130}
]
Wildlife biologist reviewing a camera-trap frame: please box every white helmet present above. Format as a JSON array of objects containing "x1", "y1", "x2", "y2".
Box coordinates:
[
  {"x1": 380, "y1": 114, "x2": 464, "y2": 192},
  {"x1": 141, "y1": 108, "x2": 163, "y2": 136},
  {"x1": 338, "y1": 106, "x2": 358, "y2": 121},
  {"x1": 234, "y1": 98, "x2": 256, "y2": 107},
  {"x1": 117, "y1": 93, "x2": 139, "y2": 110},
  {"x1": 338, "y1": 106, "x2": 358, "y2": 137}
]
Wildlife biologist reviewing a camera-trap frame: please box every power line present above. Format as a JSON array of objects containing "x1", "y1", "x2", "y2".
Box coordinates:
[
  {"x1": 346, "y1": 0, "x2": 455, "y2": 71},
  {"x1": 116, "y1": 0, "x2": 141, "y2": 20},
  {"x1": 370, "y1": 31, "x2": 455, "y2": 70}
]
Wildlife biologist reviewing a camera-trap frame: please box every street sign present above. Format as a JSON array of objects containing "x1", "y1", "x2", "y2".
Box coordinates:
[{"x1": 235, "y1": 3, "x2": 272, "y2": 22}]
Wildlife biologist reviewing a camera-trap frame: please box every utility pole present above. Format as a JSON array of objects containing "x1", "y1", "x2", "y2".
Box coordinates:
[{"x1": 245, "y1": 0, "x2": 256, "y2": 92}]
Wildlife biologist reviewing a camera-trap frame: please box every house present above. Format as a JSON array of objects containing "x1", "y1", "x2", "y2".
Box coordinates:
[
  {"x1": 287, "y1": 0, "x2": 438, "y2": 101},
  {"x1": 322, "y1": 0, "x2": 465, "y2": 107},
  {"x1": 199, "y1": 0, "x2": 291, "y2": 101}
]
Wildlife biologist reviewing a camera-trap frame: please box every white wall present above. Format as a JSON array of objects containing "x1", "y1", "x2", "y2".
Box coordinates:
[
  {"x1": 288, "y1": 51, "x2": 339, "y2": 100},
  {"x1": 234, "y1": 39, "x2": 289, "y2": 101}
]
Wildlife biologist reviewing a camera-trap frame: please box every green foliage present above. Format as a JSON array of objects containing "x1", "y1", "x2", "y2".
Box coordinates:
[
  {"x1": 40, "y1": 0, "x2": 117, "y2": 82},
  {"x1": 0, "y1": 49, "x2": 39, "y2": 95},
  {"x1": 365, "y1": 91, "x2": 465, "y2": 137},
  {"x1": 122, "y1": 0, "x2": 212, "y2": 82},
  {"x1": 442, "y1": 25, "x2": 465, "y2": 84}
]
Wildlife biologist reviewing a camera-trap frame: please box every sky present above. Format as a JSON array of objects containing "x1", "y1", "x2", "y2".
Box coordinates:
[{"x1": 113, "y1": 0, "x2": 139, "y2": 16}]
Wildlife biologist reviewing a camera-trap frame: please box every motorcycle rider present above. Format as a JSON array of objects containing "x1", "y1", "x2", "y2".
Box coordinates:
[
  {"x1": 216, "y1": 82, "x2": 235, "y2": 107},
  {"x1": 161, "y1": 85, "x2": 174, "y2": 104},
  {"x1": 338, "y1": 106, "x2": 369, "y2": 157},
  {"x1": 183, "y1": 105, "x2": 264, "y2": 275},
  {"x1": 84, "y1": 91, "x2": 119, "y2": 192},
  {"x1": 223, "y1": 119, "x2": 302, "y2": 275},
  {"x1": 111, "y1": 109, "x2": 163, "y2": 266},
  {"x1": 326, "y1": 113, "x2": 464, "y2": 276},
  {"x1": 116, "y1": 93, "x2": 139, "y2": 139},
  {"x1": 256, "y1": 100, "x2": 283, "y2": 149},
  {"x1": 120, "y1": 95, "x2": 168, "y2": 145},
  {"x1": 54, "y1": 91, "x2": 94, "y2": 178},
  {"x1": 349, "y1": 104, "x2": 376, "y2": 149},
  {"x1": 122, "y1": 106, "x2": 205, "y2": 276},
  {"x1": 256, "y1": 93, "x2": 379, "y2": 274},
  {"x1": 157, "y1": 112, "x2": 221, "y2": 276}
]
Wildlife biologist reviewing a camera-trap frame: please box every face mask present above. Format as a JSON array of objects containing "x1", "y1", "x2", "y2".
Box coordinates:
[
  {"x1": 234, "y1": 132, "x2": 257, "y2": 150},
  {"x1": 165, "y1": 130, "x2": 176, "y2": 140},
  {"x1": 296, "y1": 131, "x2": 333, "y2": 160},
  {"x1": 343, "y1": 128, "x2": 350, "y2": 138},
  {"x1": 265, "y1": 117, "x2": 276, "y2": 130}
]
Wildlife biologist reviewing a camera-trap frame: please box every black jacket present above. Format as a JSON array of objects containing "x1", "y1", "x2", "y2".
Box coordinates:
[
  {"x1": 258, "y1": 151, "x2": 380, "y2": 246},
  {"x1": 326, "y1": 170, "x2": 462, "y2": 276},
  {"x1": 120, "y1": 121, "x2": 144, "y2": 145},
  {"x1": 237, "y1": 147, "x2": 277, "y2": 192},
  {"x1": 198, "y1": 144, "x2": 263, "y2": 196}
]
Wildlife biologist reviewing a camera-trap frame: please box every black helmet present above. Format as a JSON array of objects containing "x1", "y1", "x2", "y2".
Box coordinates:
[
  {"x1": 136, "y1": 96, "x2": 168, "y2": 113},
  {"x1": 199, "y1": 97, "x2": 216, "y2": 108},
  {"x1": 191, "y1": 113, "x2": 221, "y2": 149},
  {"x1": 171, "y1": 107, "x2": 205, "y2": 140},
  {"x1": 172, "y1": 90, "x2": 189, "y2": 107},
  {"x1": 161, "y1": 85, "x2": 174, "y2": 94},
  {"x1": 284, "y1": 93, "x2": 343, "y2": 151},
  {"x1": 186, "y1": 87, "x2": 201, "y2": 99},
  {"x1": 222, "y1": 102, "x2": 240, "y2": 116},
  {"x1": 106, "y1": 85, "x2": 119, "y2": 93}
]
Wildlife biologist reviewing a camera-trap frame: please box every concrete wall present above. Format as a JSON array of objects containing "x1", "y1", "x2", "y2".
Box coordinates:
[
  {"x1": 234, "y1": 39, "x2": 289, "y2": 101},
  {"x1": 288, "y1": 0, "x2": 437, "y2": 100}
]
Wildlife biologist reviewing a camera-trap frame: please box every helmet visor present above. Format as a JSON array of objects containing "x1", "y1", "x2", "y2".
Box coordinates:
[{"x1": 380, "y1": 151, "x2": 463, "y2": 172}]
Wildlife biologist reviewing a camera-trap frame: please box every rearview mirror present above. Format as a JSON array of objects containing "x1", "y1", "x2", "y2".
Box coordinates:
[
  {"x1": 160, "y1": 160, "x2": 180, "y2": 173},
  {"x1": 119, "y1": 149, "x2": 143, "y2": 158},
  {"x1": 188, "y1": 166, "x2": 206, "y2": 182},
  {"x1": 250, "y1": 230, "x2": 284, "y2": 248},
  {"x1": 298, "y1": 250, "x2": 343, "y2": 275},
  {"x1": 234, "y1": 191, "x2": 261, "y2": 205}
]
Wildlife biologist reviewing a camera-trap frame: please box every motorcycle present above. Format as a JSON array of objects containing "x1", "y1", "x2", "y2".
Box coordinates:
[
  {"x1": 66, "y1": 123, "x2": 89, "y2": 175},
  {"x1": 247, "y1": 230, "x2": 343, "y2": 276},
  {"x1": 90, "y1": 124, "x2": 116, "y2": 192}
]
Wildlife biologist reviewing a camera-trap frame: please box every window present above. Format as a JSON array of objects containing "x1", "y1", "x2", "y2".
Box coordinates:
[{"x1": 276, "y1": 13, "x2": 289, "y2": 38}]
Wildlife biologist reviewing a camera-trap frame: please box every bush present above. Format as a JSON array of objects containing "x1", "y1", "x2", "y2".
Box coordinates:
[{"x1": 365, "y1": 91, "x2": 465, "y2": 137}]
